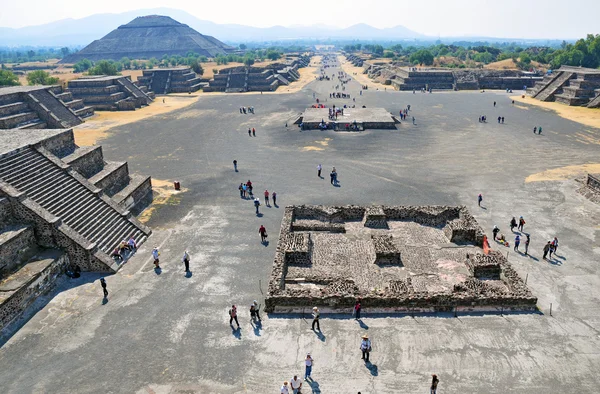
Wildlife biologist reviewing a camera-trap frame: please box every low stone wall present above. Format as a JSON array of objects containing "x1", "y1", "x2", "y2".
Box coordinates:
[
  {"x1": 266, "y1": 205, "x2": 534, "y2": 313},
  {"x1": 0, "y1": 226, "x2": 35, "y2": 274},
  {"x1": 588, "y1": 174, "x2": 600, "y2": 191},
  {"x1": 0, "y1": 251, "x2": 68, "y2": 330}
]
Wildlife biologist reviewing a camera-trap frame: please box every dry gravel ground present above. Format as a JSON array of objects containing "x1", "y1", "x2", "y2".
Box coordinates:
[{"x1": 1, "y1": 57, "x2": 600, "y2": 394}]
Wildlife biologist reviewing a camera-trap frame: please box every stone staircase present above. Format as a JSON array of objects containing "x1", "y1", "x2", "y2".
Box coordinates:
[
  {"x1": 150, "y1": 70, "x2": 170, "y2": 95},
  {"x1": 533, "y1": 71, "x2": 574, "y2": 101},
  {"x1": 116, "y1": 76, "x2": 154, "y2": 104},
  {"x1": 0, "y1": 147, "x2": 150, "y2": 257},
  {"x1": 51, "y1": 89, "x2": 95, "y2": 119},
  {"x1": 587, "y1": 90, "x2": 600, "y2": 108},
  {"x1": 0, "y1": 88, "x2": 76, "y2": 130},
  {"x1": 27, "y1": 88, "x2": 82, "y2": 128}
]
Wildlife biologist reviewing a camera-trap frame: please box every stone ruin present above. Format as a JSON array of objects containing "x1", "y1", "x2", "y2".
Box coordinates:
[
  {"x1": 0, "y1": 128, "x2": 152, "y2": 329},
  {"x1": 68, "y1": 75, "x2": 154, "y2": 111},
  {"x1": 0, "y1": 86, "x2": 93, "y2": 130},
  {"x1": 204, "y1": 55, "x2": 311, "y2": 93},
  {"x1": 577, "y1": 173, "x2": 600, "y2": 204},
  {"x1": 136, "y1": 67, "x2": 207, "y2": 94},
  {"x1": 355, "y1": 56, "x2": 542, "y2": 91},
  {"x1": 266, "y1": 205, "x2": 537, "y2": 314},
  {"x1": 527, "y1": 65, "x2": 600, "y2": 107}
]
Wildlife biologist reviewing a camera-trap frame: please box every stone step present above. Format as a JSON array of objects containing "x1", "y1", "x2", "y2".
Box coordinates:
[
  {"x1": 17, "y1": 120, "x2": 47, "y2": 129},
  {"x1": 96, "y1": 218, "x2": 130, "y2": 252},
  {"x1": 74, "y1": 106, "x2": 95, "y2": 118},
  {"x1": 77, "y1": 204, "x2": 115, "y2": 237},
  {"x1": 88, "y1": 161, "x2": 129, "y2": 197},
  {"x1": 86, "y1": 212, "x2": 122, "y2": 244},
  {"x1": 0, "y1": 111, "x2": 39, "y2": 129},
  {"x1": 62, "y1": 145, "x2": 104, "y2": 179},
  {"x1": 0, "y1": 225, "x2": 36, "y2": 274},
  {"x1": 0, "y1": 102, "x2": 28, "y2": 117},
  {"x1": 112, "y1": 174, "x2": 152, "y2": 214}
]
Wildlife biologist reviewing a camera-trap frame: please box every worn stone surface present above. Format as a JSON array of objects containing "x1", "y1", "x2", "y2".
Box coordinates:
[{"x1": 266, "y1": 205, "x2": 535, "y2": 312}]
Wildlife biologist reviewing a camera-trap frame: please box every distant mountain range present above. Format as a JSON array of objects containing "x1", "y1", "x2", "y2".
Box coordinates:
[{"x1": 0, "y1": 8, "x2": 426, "y2": 47}]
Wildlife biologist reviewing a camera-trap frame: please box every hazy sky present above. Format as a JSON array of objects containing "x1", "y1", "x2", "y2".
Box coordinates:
[{"x1": 2, "y1": 0, "x2": 599, "y2": 39}]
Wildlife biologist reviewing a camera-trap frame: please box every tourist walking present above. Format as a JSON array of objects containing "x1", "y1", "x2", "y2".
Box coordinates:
[
  {"x1": 543, "y1": 241, "x2": 551, "y2": 260},
  {"x1": 239, "y1": 183, "x2": 244, "y2": 198},
  {"x1": 317, "y1": 164, "x2": 322, "y2": 178},
  {"x1": 492, "y1": 225, "x2": 499, "y2": 241},
  {"x1": 518, "y1": 216, "x2": 526, "y2": 231},
  {"x1": 272, "y1": 191, "x2": 277, "y2": 206},
  {"x1": 431, "y1": 374, "x2": 440, "y2": 394},
  {"x1": 514, "y1": 235, "x2": 520, "y2": 252},
  {"x1": 304, "y1": 353, "x2": 314, "y2": 380},
  {"x1": 510, "y1": 217, "x2": 517, "y2": 232},
  {"x1": 311, "y1": 307, "x2": 320, "y2": 331},
  {"x1": 252, "y1": 300, "x2": 261, "y2": 321},
  {"x1": 152, "y1": 247, "x2": 160, "y2": 269},
  {"x1": 493, "y1": 101, "x2": 496, "y2": 107},
  {"x1": 290, "y1": 375, "x2": 302, "y2": 394},
  {"x1": 280, "y1": 381, "x2": 289, "y2": 394},
  {"x1": 259, "y1": 225, "x2": 267, "y2": 243},
  {"x1": 182, "y1": 250, "x2": 190, "y2": 272},
  {"x1": 478, "y1": 193, "x2": 483, "y2": 207},
  {"x1": 100, "y1": 277, "x2": 108, "y2": 299},
  {"x1": 538, "y1": 126, "x2": 542, "y2": 134},
  {"x1": 354, "y1": 299, "x2": 362, "y2": 320},
  {"x1": 533, "y1": 127, "x2": 537, "y2": 134},
  {"x1": 264, "y1": 190, "x2": 270, "y2": 206},
  {"x1": 128, "y1": 236, "x2": 137, "y2": 252},
  {"x1": 233, "y1": 160, "x2": 237, "y2": 172},
  {"x1": 229, "y1": 304, "x2": 240, "y2": 328},
  {"x1": 412, "y1": 116, "x2": 416, "y2": 125},
  {"x1": 248, "y1": 128, "x2": 251, "y2": 136},
  {"x1": 360, "y1": 334, "x2": 372, "y2": 362},
  {"x1": 525, "y1": 234, "x2": 530, "y2": 256},
  {"x1": 254, "y1": 198, "x2": 261, "y2": 215},
  {"x1": 552, "y1": 237, "x2": 559, "y2": 254},
  {"x1": 549, "y1": 241, "x2": 555, "y2": 259},
  {"x1": 252, "y1": 128, "x2": 256, "y2": 137}
]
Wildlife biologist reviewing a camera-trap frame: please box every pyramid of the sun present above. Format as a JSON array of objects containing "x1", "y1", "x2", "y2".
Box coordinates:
[{"x1": 61, "y1": 15, "x2": 234, "y2": 63}]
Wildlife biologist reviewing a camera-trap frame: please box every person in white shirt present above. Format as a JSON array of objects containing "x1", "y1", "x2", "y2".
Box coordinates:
[
  {"x1": 182, "y1": 250, "x2": 190, "y2": 272},
  {"x1": 317, "y1": 164, "x2": 322, "y2": 178},
  {"x1": 304, "y1": 353, "x2": 313, "y2": 380},
  {"x1": 290, "y1": 375, "x2": 302, "y2": 393},
  {"x1": 280, "y1": 381, "x2": 289, "y2": 394},
  {"x1": 360, "y1": 334, "x2": 372, "y2": 362}
]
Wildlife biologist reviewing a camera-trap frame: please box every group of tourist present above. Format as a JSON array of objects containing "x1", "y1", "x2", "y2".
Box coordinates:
[
  {"x1": 110, "y1": 236, "x2": 138, "y2": 262},
  {"x1": 329, "y1": 92, "x2": 351, "y2": 99},
  {"x1": 490, "y1": 213, "x2": 560, "y2": 260},
  {"x1": 239, "y1": 106, "x2": 254, "y2": 114}
]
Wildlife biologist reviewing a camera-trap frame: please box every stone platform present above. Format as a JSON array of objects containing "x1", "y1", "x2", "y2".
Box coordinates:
[
  {"x1": 300, "y1": 107, "x2": 397, "y2": 130},
  {"x1": 266, "y1": 205, "x2": 537, "y2": 313}
]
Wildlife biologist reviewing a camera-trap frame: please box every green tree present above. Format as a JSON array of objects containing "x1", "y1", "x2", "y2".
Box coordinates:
[
  {"x1": 239, "y1": 44, "x2": 247, "y2": 50},
  {"x1": 73, "y1": 58, "x2": 92, "y2": 73},
  {"x1": 266, "y1": 50, "x2": 281, "y2": 61},
  {"x1": 61, "y1": 47, "x2": 70, "y2": 57},
  {"x1": 87, "y1": 60, "x2": 119, "y2": 76},
  {"x1": 244, "y1": 56, "x2": 255, "y2": 66},
  {"x1": 410, "y1": 49, "x2": 434, "y2": 65},
  {"x1": 120, "y1": 57, "x2": 131, "y2": 70},
  {"x1": 190, "y1": 60, "x2": 204, "y2": 75},
  {"x1": 26, "y1": 70, "x2": 59, "y2": 85},
  {"x1": 0, "y1": 69, "x2": 20, "y2": 86}
]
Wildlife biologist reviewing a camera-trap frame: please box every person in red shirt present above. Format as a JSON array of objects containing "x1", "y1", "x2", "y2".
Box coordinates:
[
  {"x1": 264, "y1": 190, "x2": 270, "y2": 206},
  {"x1": 259, "y1": 225, "x2": 267, "y2": 243}
]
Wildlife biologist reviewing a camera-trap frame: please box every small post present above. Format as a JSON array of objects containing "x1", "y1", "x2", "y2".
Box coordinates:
[
  {"x1": 549, "y1": 303, "x2": 553, "y2": 316},
  {"x1": 454, "y1": 305, "x2": 457, "y2": 318},
  {"x1": 507, "y1": 251, "x2": 509, "y2": 259},
  {"x1": 500, "y1": 306, "x2": 503, "y2": 316},
  {"x1": 525, "y1": 273, "x2": 528, "y2": 284},
  {"x1": 259, "y1": 279, "x2": 263, "y2": 295}
]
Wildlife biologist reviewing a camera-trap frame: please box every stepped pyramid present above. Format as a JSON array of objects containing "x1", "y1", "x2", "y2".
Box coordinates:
[{"x1": 61, "y1": 15, "x2": 234, "y2": 63}]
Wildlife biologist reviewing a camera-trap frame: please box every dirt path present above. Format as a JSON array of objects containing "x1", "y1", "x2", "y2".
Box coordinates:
[{"x1": 337, "y1": 55, "x2": 385, "y2": 89}]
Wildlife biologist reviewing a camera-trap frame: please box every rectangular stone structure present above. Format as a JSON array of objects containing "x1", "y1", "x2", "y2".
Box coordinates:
[{"x1": 266, "y1": 205, "x2": 537, "y2": 314}]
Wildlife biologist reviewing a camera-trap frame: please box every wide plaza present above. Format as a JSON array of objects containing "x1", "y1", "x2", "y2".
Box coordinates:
[{"x1": 1, "y1": 57, "x2": 599, "y2": 393}]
